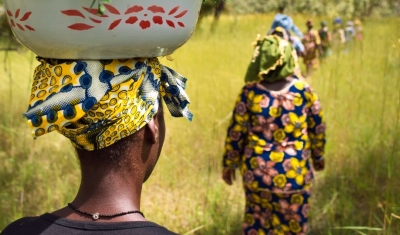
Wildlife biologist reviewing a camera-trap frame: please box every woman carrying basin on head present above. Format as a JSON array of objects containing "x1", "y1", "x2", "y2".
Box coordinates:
[
  {"x1": 1, "y1": 57, "x2": 192, "y2": 235},
  {"x1": 222, "y1": 35, "x2": 326, "y2": 235}
]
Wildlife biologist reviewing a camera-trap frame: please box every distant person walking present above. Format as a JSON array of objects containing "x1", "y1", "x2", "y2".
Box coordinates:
[
  {"x1": 354, "y1": 19, "x2": 363, "y2": 42},
  {"x1": 222, "y1": 35, "x2": 326, "y2": 235},
  {"x1": 267, "y1": 6, "x2": 305, "y2": 57},
  {"x1": 344, "y1": 21, "x2": 356, "y2": 52},
  {"x1": 302, "y1": 20, "x2": 322, "y2": 77},
  {"x1": 318, "y1": 21, "x2": 332, "y2": 58},
  {"x1": 332, "y1": 17, "x2": 346, "y2": 50},
  {"x1": 268, "y1": 6, "x2": 303, "y2": 39},
  {"x1": 345, "y1": 21, "x2": 356, "y2": 42}
]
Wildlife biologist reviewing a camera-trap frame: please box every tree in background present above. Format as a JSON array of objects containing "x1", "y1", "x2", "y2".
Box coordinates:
[
  {"x1": 0, "y1": 0, "x2": 399, "y2": 34},
  {"x1": 200, "y1": 1, "x2": 226, "y2": 21},
  {"x1": 214, "y1": 1, "x2": 225, "y2": 19}
]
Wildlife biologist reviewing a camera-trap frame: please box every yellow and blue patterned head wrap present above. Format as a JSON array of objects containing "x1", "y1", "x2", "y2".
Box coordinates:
[{"x1": 24, "y1": 57, "x2": 192, "y2": 151}]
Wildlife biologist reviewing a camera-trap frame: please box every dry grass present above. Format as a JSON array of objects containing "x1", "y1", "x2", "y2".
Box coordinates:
[{"x1": 0, "y1": 15, "x2": 400, "y2": 234}]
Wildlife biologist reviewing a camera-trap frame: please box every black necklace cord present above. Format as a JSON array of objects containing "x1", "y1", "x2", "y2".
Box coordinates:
[{"x1": 67, "y1": 203, "x2": 145, "y2": 220}]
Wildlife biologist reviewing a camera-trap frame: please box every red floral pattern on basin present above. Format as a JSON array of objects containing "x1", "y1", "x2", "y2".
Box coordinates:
[
  {"x1": 61, "y1": 4, "x2": 188, "y2": 31},
  {"x1": 6, "y1": 9, "x2": 35, "y2": 31}
]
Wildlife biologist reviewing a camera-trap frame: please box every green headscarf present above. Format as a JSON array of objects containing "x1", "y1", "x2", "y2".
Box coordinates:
[{"x1": 245, "y1": 35, "x2": 297, "y2": 83}]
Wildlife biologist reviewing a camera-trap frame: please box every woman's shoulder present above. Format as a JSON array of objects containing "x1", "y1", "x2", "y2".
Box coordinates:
[
  {"x1": 241, "y1": 79, "x2": 312, "y2": 95},
  {"x1": 240, "y1": 82, "x2": 261, "y2": 94},
  {"x1": 289, "y1": 79, "x2": 312, "y2": 92},
  {"x1": 0, "y1": 214, "x2": 179, "y2": 235},
  {"x1": 0, "y1": 216, "x2": 41, "y2": 235}
]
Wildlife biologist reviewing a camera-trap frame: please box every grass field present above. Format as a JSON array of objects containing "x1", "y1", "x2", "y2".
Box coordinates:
[{"x1": 1, "y1": 14, "x2": 400, "y2": 234}]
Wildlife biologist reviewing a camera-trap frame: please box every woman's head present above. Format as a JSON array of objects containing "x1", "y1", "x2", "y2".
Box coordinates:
[
  {"x1": 306, "y1": 20, "x2": 313, "y2": 29},
  {"x1": 245, "y1": 35, "x2": 298, "y2": 83},
  {"x1": 347, "y1": 21, "x2": 354, "y2": 27},
  {"x1": 277, "y1": 0, "x2": 289, "y2": 13},
  {"x1": 277, "y1": 5, "x2": 286, "y2": 13},
  {"x1": 23, "y1": 57, "x2": 192, "y2": 182}
]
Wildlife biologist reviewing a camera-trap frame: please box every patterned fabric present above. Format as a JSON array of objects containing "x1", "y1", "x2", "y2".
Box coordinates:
[
  {"x1": 243, "y1": 189, "x2": 310, "y2": 235},
  {"x1": 222, "y1": 80, "x2": 326, "y2": 234},
  {"x1": 245, "y1": 35, "x2": 299, "y2": 83},
  {"x1": 24, "y1": 57, "x2": 192, "y2": 151},
  {"x1": 302, "y1": 29, "x2": 321, "y2": 68}
]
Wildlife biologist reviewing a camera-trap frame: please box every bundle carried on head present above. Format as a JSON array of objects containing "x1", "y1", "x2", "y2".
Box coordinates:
[
  {"x1": 245, "y1": 35, "x2": 298, "y2": 83},
  {"x1": 24, "y1": 57, "x2": 192, "y2": 151},
  {"x1": 334, "y1": 17, "x2": 343, "y2": 25}
]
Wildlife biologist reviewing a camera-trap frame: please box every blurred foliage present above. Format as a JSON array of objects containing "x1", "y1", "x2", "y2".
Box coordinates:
[
  {"x1": 229, "y1": 0, "x2": 400, "y2": 18},
  {"x1": 0, "y1": 0, "x2": 399, "y2": 28},
  {"x1": 201, "y1": 1, "x2": 216, "y2": 17}
]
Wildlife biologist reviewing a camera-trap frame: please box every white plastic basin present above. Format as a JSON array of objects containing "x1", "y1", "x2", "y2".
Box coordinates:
[{"x1": 3, "y1": 0, "x2": 202, "y2": 59}]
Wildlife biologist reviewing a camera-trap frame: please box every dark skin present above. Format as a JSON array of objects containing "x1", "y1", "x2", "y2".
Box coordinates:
[
  {"x1": 313, "y1": 159, "x2": 325, "y2": 171},
  {"x1": 52, "y1": 104, "x2": 165, "y2": 222},
  {"x1": 222, "y1": 77, "x2": 324, "y2": 185}
]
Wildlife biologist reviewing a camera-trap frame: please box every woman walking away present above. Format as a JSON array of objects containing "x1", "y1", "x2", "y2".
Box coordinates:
[
  {"x1": 344, "y1": 21, "x2": 356, "y2": 43},
  {"x1": 268, "y1": 5, "x2": 303, "y2": 40},
  {"x1": 318, "y1": 21, "x2": 332, "y2": 58},
  {"x1": 267, "y1": 5, "x2": 305, "y2": 58},
  {"x1": 1, "y1": 58, "x2": 192, "y2": 235},
  {"x1": 302, "y1": 20, "x2": 322, "y2": 77},
  {"x1": 344, "y1": 21, "x2": 356, "y2": 52},
  {"x1": 332, "y1": 17, "x2": 346, "y2": 50},
  {"x1": 354, "y1": 19, "x2": 363, "y2": 42},
  {"x1": 222, "y1": 35, "x2": 326, "y2": 235}
]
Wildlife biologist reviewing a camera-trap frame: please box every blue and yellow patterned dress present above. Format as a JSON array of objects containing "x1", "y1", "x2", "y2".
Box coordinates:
[{"x1": 223, "y1": 79, "x2": 326, "y2": 235}]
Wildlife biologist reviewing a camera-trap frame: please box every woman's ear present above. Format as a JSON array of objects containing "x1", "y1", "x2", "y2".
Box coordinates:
[{"x1": 145, "y1": 116, "x2": 159, "y2": 144}]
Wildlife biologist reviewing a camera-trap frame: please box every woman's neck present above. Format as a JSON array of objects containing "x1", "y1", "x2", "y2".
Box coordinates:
[
  {"x1": 51, "y1": 164, "x2": 146, "y2": 222},
  {"x1": 260, "y1": 77, "x2": 295, "y2": 91}
]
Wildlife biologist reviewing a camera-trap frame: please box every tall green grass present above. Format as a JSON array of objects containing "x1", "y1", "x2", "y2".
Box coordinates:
[{"x1": 0, "y1": 15, "x2": 400, "y2": 234}]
